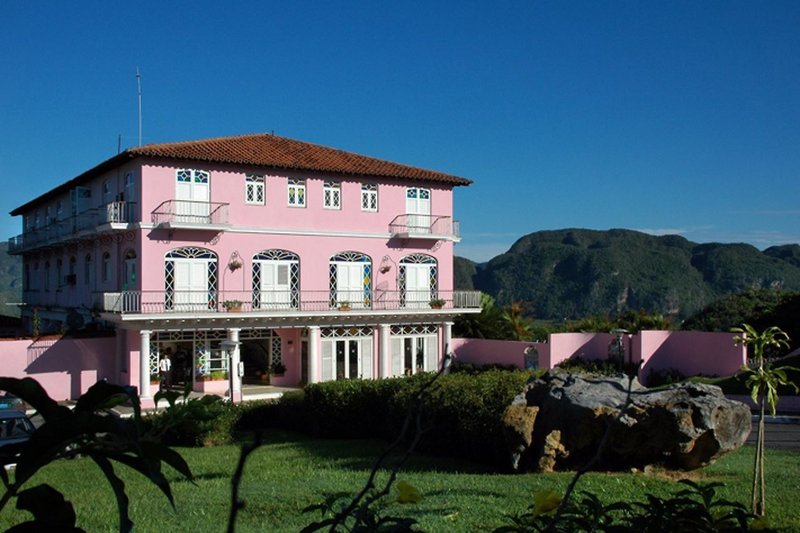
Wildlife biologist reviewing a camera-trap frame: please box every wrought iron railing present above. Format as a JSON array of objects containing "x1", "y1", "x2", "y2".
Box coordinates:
[
  {"x1": 388, "y1": 214, "x2": 460, "y2": 239},
  {"x1": 97, "y1": 289, "x2": 482, "y2": 315},
  {"x1": 151, "y1": 200, "x2": 229, "y2": 226},
  {"x1": 8, "y1": 202, "x2": 138, "y2": 254}
]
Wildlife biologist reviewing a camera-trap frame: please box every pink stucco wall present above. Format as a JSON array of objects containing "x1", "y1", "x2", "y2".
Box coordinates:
[
  {"x1": 545, "y1": 333, "x2": 617, "y2": 368},
  {"x1": 453, "y1": 330, "x2": 746, "y2": 383},
  {"x1": 636, "y1": 330, "x2": 745, "y2": 379},
  {"x1": 0, "y1": 336, "x2": 116, "y2": 401},
  {"x1": 451, "y1": 338, "x2": 545, "y2": 368}
]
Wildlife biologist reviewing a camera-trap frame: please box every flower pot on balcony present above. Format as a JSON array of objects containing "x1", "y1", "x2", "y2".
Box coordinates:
[{"x1": 223, "y1": 300, "x2": 243, "y2": 313}]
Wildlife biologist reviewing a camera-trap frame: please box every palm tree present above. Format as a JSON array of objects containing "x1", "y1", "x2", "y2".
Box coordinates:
[
  {"x1": 732, "y1": 324, "x2": 796, "y2": 517},
  {"x1": 502, "y1": 301, "x2": 533, "y2": 341}
]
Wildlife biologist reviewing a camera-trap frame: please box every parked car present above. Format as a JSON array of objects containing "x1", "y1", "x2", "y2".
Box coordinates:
[
  {"x1": 0, "y1": 393, "x2": 24, "y2": 411},
  {"x1": 0, "y1": 410, "x2": 35, "y2": 466}
]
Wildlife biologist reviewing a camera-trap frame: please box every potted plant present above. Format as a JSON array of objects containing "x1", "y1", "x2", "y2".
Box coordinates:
[
  {"x1": 337, "y1": 301, "x2": 351, "y2": 311},
  {"x1": 429, "y1": 298, "x2": 446, "y2": 309},
  {"x1": 228, "y1": 258, "x2": 242, "y2": 271},
  {"x1": 223, "y1": 300, "x2": 243, "y2": 312},
  {"x1": 270, "y1": 361, "x2": 286, "y2": 376}
]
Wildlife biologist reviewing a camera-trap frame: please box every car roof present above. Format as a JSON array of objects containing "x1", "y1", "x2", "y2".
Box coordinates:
[{"x1": 0, "y1": 410, "x2": 29, "y2": 420}]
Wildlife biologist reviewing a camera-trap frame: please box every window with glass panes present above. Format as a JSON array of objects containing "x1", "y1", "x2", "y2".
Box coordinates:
[
  {"x1": 245, "y1": 175, "x2": 265, "y2": 204},
  {"x1": 361, "y1": 183, "x2": 377, "y2": 211},
  {"x1": 323, "y1": 181, "x2": 341, "y2": 209},
  {"x1": 288, "y1": 179, "x2": 306, "y2": 207}
]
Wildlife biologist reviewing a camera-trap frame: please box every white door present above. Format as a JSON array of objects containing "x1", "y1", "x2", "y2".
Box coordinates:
[
  {"x1": 174, "y1": 260, "x2": 208, "y2": 310},
  {"x1": 176, "y1": 170, "x2": 210, "y2": 223},
  {"x1": 405, "y1": 188, "x2": 431, "y2": 234},
  {"x1": 260, "y1": 261, "x2": 292, "y2": 309},
  {"x1": 404, "y1": 264, "x2": 431, "y2": 308},
  {"x1": 336, "y1": 263, "x2": 364, "y2": 308}
]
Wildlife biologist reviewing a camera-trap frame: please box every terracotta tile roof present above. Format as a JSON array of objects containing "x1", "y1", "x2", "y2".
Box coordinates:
[
  {"x1": 128, "y1": 133, "x2": 472, "y2": 186},
  {"x1": 10, "y1": 134, "x2": 471, "y2": 215}
]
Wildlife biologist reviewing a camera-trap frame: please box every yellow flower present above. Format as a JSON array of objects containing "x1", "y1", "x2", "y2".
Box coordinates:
[
  {"x1": 532, "y1": 490, "x2": 562, "y2": 516},
  {"x1": 396, "y1": 481, "x2": 422, "y2": 504}
]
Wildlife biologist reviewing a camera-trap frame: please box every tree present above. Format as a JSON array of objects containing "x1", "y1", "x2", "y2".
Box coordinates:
[
  {"x1": 731, "y1": 324, "x2": 797, "y2": 517},
  {"x1": 453, "y1": 293, "x2": 506, "y2": 339},
  {"x1": 501, "y1": 301, "x2": 533, "y2": 341}
]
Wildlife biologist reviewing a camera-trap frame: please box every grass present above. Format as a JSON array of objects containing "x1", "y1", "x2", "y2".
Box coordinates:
[{"x1": 1, "y1": 431, "x2": 799, "y2": 532}]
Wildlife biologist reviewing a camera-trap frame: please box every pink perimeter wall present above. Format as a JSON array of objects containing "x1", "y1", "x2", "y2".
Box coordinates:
[
  {"x1": 453, "y1": 331, "x2": 746, "y2": 383},
  {"x1": 451, "y1": 338, "x2": 546, "y2": 368},
  {"x1": 0, "y1": 336, "x2": 116, "y2": 401},
  {"x1": 636, "y1": 330, "x2": 745, "y2": 378}
]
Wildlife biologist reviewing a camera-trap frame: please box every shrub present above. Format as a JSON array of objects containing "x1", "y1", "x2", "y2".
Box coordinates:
[
  {"x1": 144, "y1": 394, "x2": 240, "y2": 447},
  {"x1": 241, "y1": 370, "x2": 533, "y2": 469},
  {"x1": 556, "y1": 356, "x2": 619, "y2": 376},
  {"x1": 646, "y1": 367, "x2": 687, "y2": 388}
]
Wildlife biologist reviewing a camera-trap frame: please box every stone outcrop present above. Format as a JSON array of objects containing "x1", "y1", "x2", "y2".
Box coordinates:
[{"x1": 503, "y1": 369, "x2": 752, "y2": 472}]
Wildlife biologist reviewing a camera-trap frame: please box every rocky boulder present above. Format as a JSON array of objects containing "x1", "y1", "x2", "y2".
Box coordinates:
[{"x1": 503, "y1": 369, "x2": 752, "y2": 472}]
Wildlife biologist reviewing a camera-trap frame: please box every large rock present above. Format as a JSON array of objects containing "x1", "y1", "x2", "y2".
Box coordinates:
[{"x1": 504, "y1": 369, "x2": 752, "y2": 472}]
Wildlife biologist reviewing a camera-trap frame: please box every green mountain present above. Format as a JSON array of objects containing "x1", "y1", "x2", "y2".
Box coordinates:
[{"x1": 456, "y1": 229, "x2": 800, "y2": 320}]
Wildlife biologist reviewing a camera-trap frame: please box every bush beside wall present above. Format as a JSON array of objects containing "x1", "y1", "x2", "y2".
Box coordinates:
[{"x1": 239, "y1": 370, "x2": 534, "y2": 469}]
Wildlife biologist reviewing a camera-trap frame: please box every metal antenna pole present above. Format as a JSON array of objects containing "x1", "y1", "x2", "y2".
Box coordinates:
[{"x1": 136, "y1": 67, "x2": 142, "y2": 146}]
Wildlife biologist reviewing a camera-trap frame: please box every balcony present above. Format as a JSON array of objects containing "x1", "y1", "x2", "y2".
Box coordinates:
[
  {"x1": 388, "y1": 214, "x2": 460, "y2": 241},
  {"x1": 151, "y1": 200, "x2": 230, "y2": 230},
  {"x1": 98, "y1": 289, "x2": 482, "y2": 316},
  {"x1": 8, "y1": 201, "x2": 138, "y2": 254}
]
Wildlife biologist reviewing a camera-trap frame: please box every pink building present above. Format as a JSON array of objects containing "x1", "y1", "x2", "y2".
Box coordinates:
[{"x1": 9, "y1": 134, "x2": 481, "y2": 399}]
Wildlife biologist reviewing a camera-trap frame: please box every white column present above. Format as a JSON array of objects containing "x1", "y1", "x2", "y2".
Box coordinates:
[
  {"x1": 139, "y1": 330, "x2": 152, "y2": 398},
  {"x1": 308, "y1": 326, "x2": 320, "y2": 384},
  {"x1": 379, "y1": 324, "x2": 391, "y2": 378},
  {"x1": 229, "y1": 328, "x2": 241, "y2": 397},
  {"x1": 442, "y1": 321, "x2": 454, "y2": 367}
]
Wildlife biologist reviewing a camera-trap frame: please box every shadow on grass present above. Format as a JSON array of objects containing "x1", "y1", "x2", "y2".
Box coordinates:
[{"x1": 242, "y1": 428, "x2": 498, "y2": 475}]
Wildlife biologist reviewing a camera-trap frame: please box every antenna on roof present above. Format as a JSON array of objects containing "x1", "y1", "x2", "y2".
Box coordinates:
[
  {"x1": 136, "y1": 67, "x2": 143, "y2": 147},
  {"x1": 118, "y1": 134, "x2": 122, "y2": 154}
]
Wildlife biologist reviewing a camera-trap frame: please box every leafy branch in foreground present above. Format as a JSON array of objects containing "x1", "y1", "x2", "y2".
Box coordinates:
[
  {"x1": 496, "y1": 480, "x2": 755, "y2": 532},
  {"x1": 0, "y1": 377, "x2": 194, "y2": 532}
]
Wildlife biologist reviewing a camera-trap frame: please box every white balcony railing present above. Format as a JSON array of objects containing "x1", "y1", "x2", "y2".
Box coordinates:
[
  {"x1": 388, "y1": 214, "x2": 460, "y2": 240},
  {"x1": 151, "y1": 200, "x2": 229, "y2": 227},
  {"x1": 97, "y1": 289, "x2": 482, "y2": 315},
  {"x1": 8, "y1": 202, "x2": 138, "y2": 254}
]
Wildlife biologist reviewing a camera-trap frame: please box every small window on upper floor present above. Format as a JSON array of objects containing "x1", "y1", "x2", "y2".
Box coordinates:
[
  {"x1": 103, "y1": 180, "x2": 112, "y2": 204},
  {"x1": 56, "y1": 200, "x2": 64, "y2": 219},
  {"x1": 288, "y1": 179, "x2": 306, "y2": 207},
  {"x1": 323, "y1": 181, "x2": 341, "y2": 210},
  {"x1": 245, "y1": 175, "x2": 265, "y2": 205},
  {"x1": 361, "y1": 183, "x2": 378, "y2": 212},
  {"x1": 101, "y1": 252, "x2": 111, "y2": 283},
  {"x1": 124, "y1": 171, "x2": 136, "y2": 202}
]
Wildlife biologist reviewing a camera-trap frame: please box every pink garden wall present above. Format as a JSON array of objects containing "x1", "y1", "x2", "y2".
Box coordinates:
[
  {"x1": 0, "y1": 336, "x2": 116, "y2": 401},
  {"x1": 453, "y1": 330, "x2": 746, "y2": 384}
]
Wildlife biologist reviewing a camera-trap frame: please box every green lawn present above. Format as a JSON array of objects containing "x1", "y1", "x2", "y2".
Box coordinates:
[{"x1": 2, "y1": 431, "x2": 799, "y2": 532}]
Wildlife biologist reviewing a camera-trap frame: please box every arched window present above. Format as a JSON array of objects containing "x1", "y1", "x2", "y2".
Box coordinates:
[
  {"x1": 164, "y1": 247, "x2": 217, "y2": 311},
  {"x1": 399, "y1": 254, "x2": 437, "y2": 308},
  {"x1": 329, "y1": 252, "x2": 371, "y2": 309},
  {"x1": 252, "y1": 250, "x2": 299, "y2": 309}
]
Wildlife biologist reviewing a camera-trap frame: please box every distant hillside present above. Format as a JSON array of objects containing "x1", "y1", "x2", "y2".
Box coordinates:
[
  {"x1": 0, "y1": 242, "x2": 21, "y2": 317},
  {"x1": 455, "y1": 229, "x2": 800, "y2": 320}
]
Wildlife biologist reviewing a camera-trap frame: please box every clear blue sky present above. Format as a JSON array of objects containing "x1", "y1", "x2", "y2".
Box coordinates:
[{"x1": 2, "y1": 1, "x2": 798, "y2": 262}]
